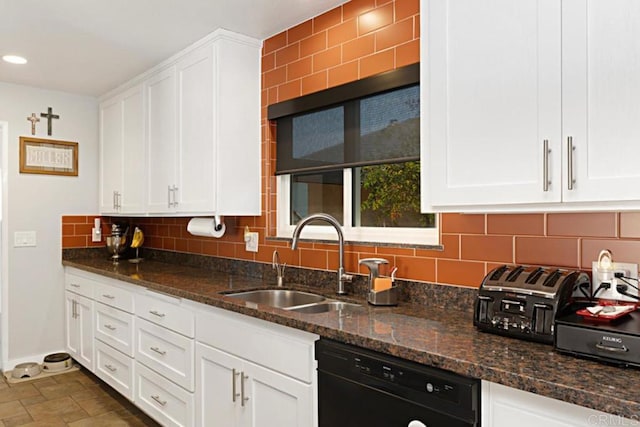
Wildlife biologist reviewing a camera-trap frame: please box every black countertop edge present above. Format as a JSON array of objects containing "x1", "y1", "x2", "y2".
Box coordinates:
[{"x1": 61, "y1": 256, "x2": 640, "y2": 419}]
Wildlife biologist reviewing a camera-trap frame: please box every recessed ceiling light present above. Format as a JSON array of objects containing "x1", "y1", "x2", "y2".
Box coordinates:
[{"x1": 2, "y1": 55, "x2": 27, "y2": 65}]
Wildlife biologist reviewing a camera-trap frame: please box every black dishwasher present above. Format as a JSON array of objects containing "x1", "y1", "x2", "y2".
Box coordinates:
[{"x1": 316, "y1": 339, "x2": 480, "y2": 427}]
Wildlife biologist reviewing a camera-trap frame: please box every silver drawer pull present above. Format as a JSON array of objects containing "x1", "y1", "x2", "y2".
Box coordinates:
[
  {"x1": 232, "y1": 368, "x2": 240, "y2": 402},
  {"x1": 241, "y1": 372, "x2": 249, "y2": 407},
  {"x1": 150, "y1": 346, "x2": 166, "y2": 356},
  {"x1": 105, "y1": 364, "x2": 117, "y2": 372},
  {"x1": 102, "y1": 294, "x2": 115, "y2": 299},
  {"x1": 595, "y1": 343, "x2": 629, "y2": 353},
  {"x1": 151, "y1": 395, "x2": 167, "y2": 406},
  {"x1": 149, "y1": 310, "x2": 166, "y2": 318},
  {"x1": 70, "y1": 283, "x2": 80, "y2": 288},
  {"x1": 104, "y1": 324, "x2": 116, "y2": 331}
]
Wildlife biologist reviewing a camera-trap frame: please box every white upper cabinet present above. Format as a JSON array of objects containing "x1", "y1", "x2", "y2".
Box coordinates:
[
  {"x1": 422, "y1": 0, "x2": 640, "y2": 212},
  {"x1": 561, "y1": 0, "x2": 640, "y2": 203},
  {"x1": 146, "y1": 66, "x2": 178, "y2": 214},
  {"x1": 99, "y1": 84, "x2": 146, "y2": 214},
  {"x1": 99, "y1": 29, "x2": 261, "y2": 217}
]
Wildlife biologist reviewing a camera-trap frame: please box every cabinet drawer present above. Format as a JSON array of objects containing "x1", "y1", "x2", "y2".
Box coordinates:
[
  {"x1": 95, "y1": 303, "x2": 135, "y2": 357},
  {"x1": 65, "y1": 272, "x2": 96, "y2": 298},
  {"x1": 196, "y1": 306, "x2": 317, "y2": 383},
  {"x1": 135, "y1": 361, "x2": 194, "y2": 427},
  {"x1": 94, "y1": 281, "x2": 134, "y2": 313},
  {"x1": 136, "y1": 291, "x2": 194, "y2": 338},
  {"x1": 95, "y1": 340, "x2": 134, "y2": 401},
  {"x1": 136, "y1": 318, "x2": 194, "y2": 392}
]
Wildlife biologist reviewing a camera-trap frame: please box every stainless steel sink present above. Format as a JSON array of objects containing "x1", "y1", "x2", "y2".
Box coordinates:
[
  {"x1": 224, "y1": 289, "x2": 326, "y2": 308},
  {"x1": 287, "y1": 301, "x2": 364, "y2": 314}
]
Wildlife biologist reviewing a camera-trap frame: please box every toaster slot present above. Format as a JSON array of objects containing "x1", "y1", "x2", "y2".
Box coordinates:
[
  {"x1": 506, "y1": 266, "x2": 525, "y2": 282},
  {"x1": 525, "y1": 267, "x2": 544, "y2": 285},
  {"x1": 489, "y1": 265, "x2": 508, "y2": 281},
  {"x1": 543, "y1": 270, "x2": 562, "y2": 287},
  {"x1": 533, "y1": 303, "x2": 553, "y2": 335}
]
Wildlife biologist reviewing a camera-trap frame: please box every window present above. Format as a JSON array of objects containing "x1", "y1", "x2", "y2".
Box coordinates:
[{"x1": 268, "y1": 64, "x2": 437, "y2": 245}]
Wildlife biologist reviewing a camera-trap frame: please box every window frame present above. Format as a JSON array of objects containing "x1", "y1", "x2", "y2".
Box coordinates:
[{"x1": 270, "y1": 64, "x2": 438, "y2": 246}]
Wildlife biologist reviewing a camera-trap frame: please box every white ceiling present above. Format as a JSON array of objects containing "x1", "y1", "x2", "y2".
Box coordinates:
[{"x1": 0, "y1": 0, "x2": 346, "y2": 97}]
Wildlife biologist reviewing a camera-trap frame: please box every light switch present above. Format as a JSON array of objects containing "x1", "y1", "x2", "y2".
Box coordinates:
[{"x1": 14, "y1": 231, "x2": 36, "y2": 247}]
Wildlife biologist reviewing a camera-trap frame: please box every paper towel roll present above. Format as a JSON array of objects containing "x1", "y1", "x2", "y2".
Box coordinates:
[{"x1": 187, "y1": 218, "x2": 226, "y2": 238}]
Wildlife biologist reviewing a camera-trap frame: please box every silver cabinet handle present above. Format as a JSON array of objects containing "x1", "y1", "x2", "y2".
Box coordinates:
[
  {"x1": 72, "y1": 299, "x2": 77, "y2": 319},
  {"x1": 167, "y1": 185, "x2": 172, "y2": 208},
  {"x1": 240, "y1": 372, "x2": 249, "y2": 406},
  {"x1": 70, "y1": 283, "x2": 80, "y2": 288},
  {"x1": 543, "y1": 139, "x2": 551, "y2": 192},
  {"x1": 105, "y1": 364, "x2": 117, "y2": 372},
  {"x1": 149, "y1": 310, "x2": 166, "y2": 318},
  {"x1": 232, "y1": 368, "x2": 240, "y2": 402},
  {"x1": 567, "y1": 136, "x2": 575, "y2": 190},
  {"x1": 113, "y1": 191, "x2": 117, "y2": 209},
  {"x1": 150, "y1": 346, "x2": 166, "y2": 356},
  {"x1": 104, "y1": 324, "x2": 116, "y2": 331},
  {"x1": 151, "y1": 395, "x2": 167, "y2": 406},
  {"x1": 172, "y1": 185, "x2": 178, "y2": 207},
  {"x1": 102, "y1": 294, "x2": 115, "y2": 299},
  {"x1": 117, "y1": 191, "x2": 122, "y2": 209}
]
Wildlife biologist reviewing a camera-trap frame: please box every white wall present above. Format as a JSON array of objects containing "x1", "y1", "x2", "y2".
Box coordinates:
[{"x1": 0, "y1": 82, "x2": 98, "y2": 369}]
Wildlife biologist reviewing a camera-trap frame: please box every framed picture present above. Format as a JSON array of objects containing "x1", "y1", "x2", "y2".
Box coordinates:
[{"x1": 19, "y1": 136, "x2": 78, "y2": 176}]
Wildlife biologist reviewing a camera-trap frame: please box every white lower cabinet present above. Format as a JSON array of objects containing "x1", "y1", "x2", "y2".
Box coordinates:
[
  {"x1": 95, "y1": 339, "x2": 135, "y2": 400},
  {"x1": 135, "y1": 317, "x2": 194, "y2": 392},
  {"x1": 195, "y1": 306, "x2": 318, "y2": 427},
  {"x1": 482, "y1": 381, "x2": 632, "y2": 426},
  {"x1": 136, "y1": 361, "x2": 194, "y2": 427},
  {"x1": 95, "y1": 302, "x2": 135, "y2": 357},
  {"x1": 196, "y1": 342, "x2": 314, "y2": 427},
  {"x1": 65, "y1": 290, "x2": 94, "y2": 371}
]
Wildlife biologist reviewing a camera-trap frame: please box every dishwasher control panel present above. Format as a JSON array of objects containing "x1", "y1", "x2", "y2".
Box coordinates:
[{"x1": 353, "y1": 355, "x2": 459, "y2": 404}]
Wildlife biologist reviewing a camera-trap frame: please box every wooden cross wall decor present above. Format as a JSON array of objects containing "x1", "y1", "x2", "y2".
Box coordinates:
[
  {"x1": 26, "y1": 113, "x2": 40, "y2": 135},
  {"x1": 40, "y1": 107, "x2": 59, "y2": 136}
]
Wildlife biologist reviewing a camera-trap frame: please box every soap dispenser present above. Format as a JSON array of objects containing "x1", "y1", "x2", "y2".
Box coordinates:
[{"x1": 359, "y1": 258, "x2": 398, "y2": 306}]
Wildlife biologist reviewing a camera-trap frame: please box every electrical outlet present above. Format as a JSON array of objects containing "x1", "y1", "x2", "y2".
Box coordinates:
[
  {"x1": 245, "y1": 232, "x2": 259, "y2": 253},
  {"x1": 592, "y1": 261, "x2": 639, "y2": 302}
]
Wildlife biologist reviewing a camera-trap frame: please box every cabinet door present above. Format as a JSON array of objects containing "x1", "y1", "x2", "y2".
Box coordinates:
[
  {"x1": 99, "y1": 95, "x2": 123, "y2": 214},
  {"x1": 146, "y1": 66, "x2": 177, "y2": 213},
  {"x1": 195, "y1": 342, "x2": 240, "y2": 427},
  {"x1": 175, "y1": 43, "x2": 215, "y2": 213},
  {"x1": 66, "y1": 291, "x2": 94, "y2": 371},
  {"x1": 120, "y1": 84, "x2": 146, "y2": 213},
  {"x1": 241, "y1": 359, "x2": 315, "y2": 427},
  {"x1": 422, "y1": 0, "x2": 562, "y2": 209},
  {"x1": 562, "y1": 0, "x2": 640, "y2": 203}
]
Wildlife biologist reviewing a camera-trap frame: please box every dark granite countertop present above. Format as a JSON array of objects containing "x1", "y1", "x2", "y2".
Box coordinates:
[{"x1": 63, "y1": 257, "x2": 640, "y2": 419}]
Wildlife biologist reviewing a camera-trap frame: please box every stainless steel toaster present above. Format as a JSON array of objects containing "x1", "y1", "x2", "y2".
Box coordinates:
[{"x1": 474, "y1": 265, "x2": 590, "y2": 344}]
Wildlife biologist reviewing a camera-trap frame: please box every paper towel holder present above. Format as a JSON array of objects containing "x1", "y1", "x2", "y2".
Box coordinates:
[{"x1": 213, "y1": 215, "x2": 224, "y2": 231}]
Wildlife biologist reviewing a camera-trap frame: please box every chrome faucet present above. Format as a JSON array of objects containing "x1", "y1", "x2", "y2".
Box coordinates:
[{"x1": 291, "y1": 213, "x2": 353, "y2": 295}]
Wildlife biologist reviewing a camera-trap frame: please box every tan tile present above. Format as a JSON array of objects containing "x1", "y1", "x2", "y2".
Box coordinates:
[
  {"x1": 53, "y1": 371, "x2": 98, "y2": 387},
  {"x1": 68, "y1": 410, "x2": 144, "y2": 427},
  {"x1": 18, "y1": 396, "x2": 45, "y2": 407},
  {"x1": 28, "y1": 378, "x2": 58, "y2": 390},
  {"x1": 2, "y1": 412, "x2": 34, "y2": 427},
  {"x1": 14, "y1": 418, "x2": 67, "y2": 427},
  {"x1": 0, "y1": 400, "x2": 28, "y2": 420},
  {"x1": 24, "y1": 396, "x2": 85, "y2": 421},
  {"x1": 75, "y1": 395, "x2": 125, "y2": 417},
  {"x1": 0, "y1": 385, "x2": 40, "y2": 404},
  {"x1": 36, "y1": 381, "x2": 87, "y2": 400}
]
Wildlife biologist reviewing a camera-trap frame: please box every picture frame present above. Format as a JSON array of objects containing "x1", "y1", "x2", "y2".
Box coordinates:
[{"x1": 19, "y1": 136, "x2": 78, "y2": 176}]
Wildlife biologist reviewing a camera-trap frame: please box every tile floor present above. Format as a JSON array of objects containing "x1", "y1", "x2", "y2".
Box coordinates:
[{"x1": 0, "y1": 367, "x2": 159, "y2": 426}]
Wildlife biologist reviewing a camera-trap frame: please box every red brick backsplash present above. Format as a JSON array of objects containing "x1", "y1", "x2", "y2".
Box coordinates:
[{"x1": 61, "y1": 0, "x2": 640, "y2": 288}]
